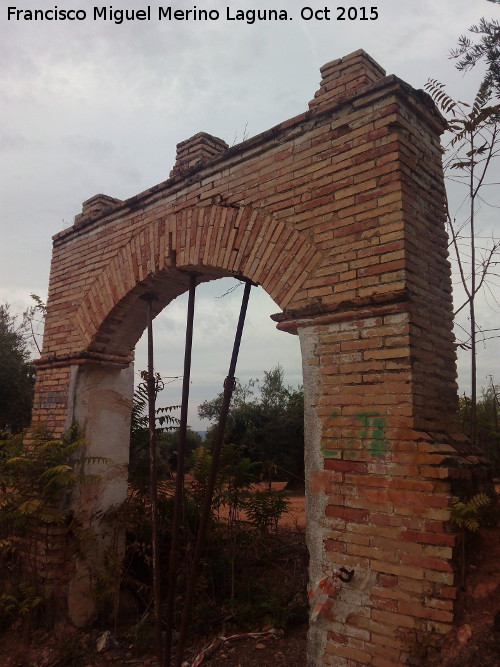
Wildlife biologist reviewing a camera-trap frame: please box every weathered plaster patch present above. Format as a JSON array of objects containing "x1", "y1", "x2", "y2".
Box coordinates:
[
  {"x1": 68, "y1": 362, "x2": 134, "y2": 626},
  {"x1": 299, "y1": 325, "x2": 329, "y2": 667}
]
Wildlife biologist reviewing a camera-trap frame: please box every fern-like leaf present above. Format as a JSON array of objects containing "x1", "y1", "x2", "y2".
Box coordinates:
[
  {"x1": 17, "y1": 498, "x2": 42, "y2": 515},
  {"x1": 451, "y1": 493, "x2": 492, "y2": 532},
  {"x1": 0, "y1": 537, "x2": 20, "y2": 552},
  {"x1": 425, "y1": 79, "x2": 457, "y2": 114},
  {"x1": 469, "y1": 492, "x2": 491, "y2": 511},
  {"x1": 39, "y1": 464, "x2": 73, "y2": 479}
]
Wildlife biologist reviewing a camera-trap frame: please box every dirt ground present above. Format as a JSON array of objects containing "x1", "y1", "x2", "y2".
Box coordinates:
[
  {"x1": 2, "y1": 489, "x2": 500, "y2": 667},
  {"x1": 1, "y1": 622, "x2": 309, "y2": 667}
]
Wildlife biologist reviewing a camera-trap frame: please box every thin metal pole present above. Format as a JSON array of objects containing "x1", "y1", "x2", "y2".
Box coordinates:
[
  {"x1": 146, "y1": 298, "x2": 163, "y2": 663},
  {"x1": 164, "y1": 273, "x2": 197, "y2": 666},
  {"x1": 175, "y1": 280, "x2": 252, "y2": 666}
]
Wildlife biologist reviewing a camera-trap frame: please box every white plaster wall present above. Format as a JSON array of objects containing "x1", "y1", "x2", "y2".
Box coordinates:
[
  {"x1": 68, "y1": 361, "x2": 134, "y2": 626},
  {"x1": 299, "y1": 326, "x2": 329, "y2": 666}
]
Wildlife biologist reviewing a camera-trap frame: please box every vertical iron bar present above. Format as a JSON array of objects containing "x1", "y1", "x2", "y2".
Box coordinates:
[
  {"x1": 175, "y1": 279, "x2": 252, "y2": 666},
  {"x1": 164, "y1": 273, "x2": 197, "y2": 666},
  {"x1": 146, "y1": 298, "x2": 163, "y2": 663}
]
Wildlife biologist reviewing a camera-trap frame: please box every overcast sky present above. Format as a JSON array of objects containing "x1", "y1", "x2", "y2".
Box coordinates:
[{"x1": 1, "y1": 0, "x2": 499, "y2": 430}]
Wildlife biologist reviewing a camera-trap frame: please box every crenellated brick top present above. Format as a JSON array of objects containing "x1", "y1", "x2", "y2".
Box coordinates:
[
  {"x1": 56, "y1": 52, "x2": 446, "y2": 242},
  {"x1": 74, "y1": 194, "x2": 123, "y2": 227},
  {"x1": 309, "y1": 48, "x2": 386, "y2": 112},
  {"x1": 169, "y1": 131, "x2": 229, "y2": 178}
]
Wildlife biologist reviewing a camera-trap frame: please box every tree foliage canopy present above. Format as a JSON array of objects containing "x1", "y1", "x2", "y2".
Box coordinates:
[
  {"x1": 0, "y1": 305, "x2": 35, "y2": 433},
  {"x1": 426, "y1": 21, "x2": 500, "y2": 441},
  {"x1": 198, "y1": 365, "x2": 304, "y2": 485},
  {"x1": 458, "y1": 382, "x2": 500, "y2": 472},
  {"x1": 450, "y1": 2, "x2": 500, "y2": 99}
]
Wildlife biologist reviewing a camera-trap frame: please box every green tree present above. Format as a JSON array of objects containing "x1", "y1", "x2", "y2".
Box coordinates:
[
  {"x1": 198, "y1": 365, "x2": 304, "y2": 485},
  {"x1": 450, "y1": 2, "x2": 500, "y2": 99},
  {"x1": 436, "y1": 1, "x2": 500, "y2": 440},
  {"x1": 162, "y1": 427, "x2": 203, "y2": 470},
  {"x1": 425, "y1": 72, "x2": 500, "y2": 442},
  {"x1": 0, "y1": 305, "x2": 35, "y2": 433},
  {"x1": 458, "y1": 380, "x2": 500, "y2": 471}
]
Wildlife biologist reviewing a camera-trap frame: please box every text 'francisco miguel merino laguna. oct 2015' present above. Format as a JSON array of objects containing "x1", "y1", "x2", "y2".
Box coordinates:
[{"x1": 7, "y1": 5, "x2": 380, "y2": 24}]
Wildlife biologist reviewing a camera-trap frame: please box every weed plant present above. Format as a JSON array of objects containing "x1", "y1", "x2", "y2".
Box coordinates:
[
  {"x1": 0, "y1": 424, "x2": 108, "y2": 630},
  {"x1": 114, "y1": 442, "x2": 301, "y2": 648}
]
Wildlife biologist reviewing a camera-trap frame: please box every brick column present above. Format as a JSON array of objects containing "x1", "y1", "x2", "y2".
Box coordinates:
[{"x1": 298, "y1": 307, "x2": 460, "y2": 665}]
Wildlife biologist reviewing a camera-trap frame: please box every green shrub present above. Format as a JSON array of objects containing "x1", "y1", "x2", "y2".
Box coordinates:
[{"x1": 245, "y1": 489, "x2": 290, "y2": 535}]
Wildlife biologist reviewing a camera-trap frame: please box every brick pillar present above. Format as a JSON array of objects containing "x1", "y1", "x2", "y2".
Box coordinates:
[{"x1": 298, "y1": 309, "x2": 459, "y2": 665}]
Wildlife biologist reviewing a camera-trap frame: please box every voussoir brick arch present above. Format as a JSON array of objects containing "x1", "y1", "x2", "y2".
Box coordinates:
[
  {"x1": 74, "y1": 203, "x2": 324, "y2": 357},
  {"x1": 33, "y1": 50, "x2": 492, "y2": 663}
]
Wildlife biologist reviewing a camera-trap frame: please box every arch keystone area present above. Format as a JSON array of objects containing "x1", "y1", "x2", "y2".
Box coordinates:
[
  {"x1": 72, "y1": 203, "x2": 324, "y2": 355},
  {"x1": 31, "y1": 50, "x2": 488, "y2": 664}
]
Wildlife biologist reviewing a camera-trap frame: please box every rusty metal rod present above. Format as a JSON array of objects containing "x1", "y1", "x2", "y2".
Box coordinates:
[
  {"x1": 146, "y1": 298, "x2": 163, "y2": 663},
  {"x1": 164, "y1": 273, "x2": 197, "y2": 666},
  {"x1": 175, "y1": 279, "x2": 252, "y2": 666}
]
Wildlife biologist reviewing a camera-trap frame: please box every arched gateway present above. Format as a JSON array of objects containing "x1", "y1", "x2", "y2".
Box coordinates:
[{"x1": 32, "y1": 51, "x2": 482, "y2": 664}]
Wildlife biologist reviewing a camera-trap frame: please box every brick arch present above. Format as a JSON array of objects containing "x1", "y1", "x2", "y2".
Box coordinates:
[
  {"x1": 74, "y1": 203, "x2": 324, "y2": 354},
  {"x1": 31, "y1": 50, "x2": 484, "y2": 662}
]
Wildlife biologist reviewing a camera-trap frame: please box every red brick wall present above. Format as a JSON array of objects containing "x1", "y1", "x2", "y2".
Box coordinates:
[{"x1": 32, "y1": 50, "x2": 478, "y2": 662}]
